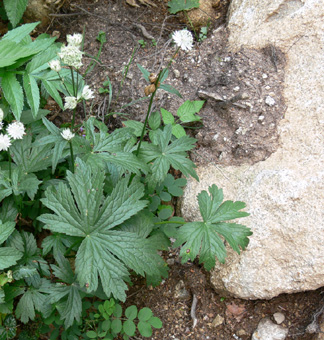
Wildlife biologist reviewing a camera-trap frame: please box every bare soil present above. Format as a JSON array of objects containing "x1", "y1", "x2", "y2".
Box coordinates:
[{"x1": 27, "y1": 0, "x2": 324, "y2": 338}]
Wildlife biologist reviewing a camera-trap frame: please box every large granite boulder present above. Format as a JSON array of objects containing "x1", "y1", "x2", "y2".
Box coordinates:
[{"x1": 181, "y1": 0, "x2": 324, "y2": 299}]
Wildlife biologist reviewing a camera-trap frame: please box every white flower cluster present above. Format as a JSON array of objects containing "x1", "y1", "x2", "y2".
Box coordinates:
[
  {"x1": 63, "y1": 85, "x2": 95, "y2": 110},
  {"x1": 61, "y1": 128, "x2": 75, "y2": 141},
  {"x1": 0, "y1": 114, "x2": 25, "y2": 152},
  {"x1": 172, "y1": 29, "x2": 194, "y2": 51},
  {"x1": 58, "y1": 33, "x2": 83, "y2": 69}
]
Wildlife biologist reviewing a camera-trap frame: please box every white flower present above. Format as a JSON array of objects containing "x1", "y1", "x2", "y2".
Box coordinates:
[
  {"x1": 64, "y1": 96, "x2": 78, "y2": 110},
  {"x1": 0, "y1": 108, "x2": 4, "y2": 121},
  {"x1": 81, "y1": 85, "x2": 94, "y2": 100},
  {"x1": 58, "y1": 45, "x2": 83, "y2": 69},
  {"x1": 48, "y1": 59, "x2": 61, "y2": 72},
  {"x1": 67, "y1": 33, "x2": 83, "y2": 47},
  {"x1": 61, "y1": 128, "x2": 75, "y2": 141},
  {"x1": 172, "y1": 29, "x2": 194, "y2": 51},
  {"x1": 7, "y1": 121, "x2": 25, "y2": 140},
  {"x1": 0, "y1": 134, "x2": 11, "y2": 151},
  {"x1": 0, "y1": 122, "x2": 3, "y2": 131}
]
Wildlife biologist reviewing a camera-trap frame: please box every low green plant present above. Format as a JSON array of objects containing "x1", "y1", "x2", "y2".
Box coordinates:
[
  {"x1": 0, "y1": 25, "x2": 252, "y2": 339},
  {"x1": 85, "y1": 299, "x2": 162, "y2": 339},
  {"x1": 138, "y1": 39, "x2": 147, "y2": 48}
]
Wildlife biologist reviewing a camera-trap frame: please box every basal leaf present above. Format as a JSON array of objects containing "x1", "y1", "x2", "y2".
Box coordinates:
[
  {"x1": 39, "y1": 158, "x2": 164, "y2": 301},
  {"x1": 1, "y1": 22, "x2": 39, "y2": 43},
  {"x1": 174, "y1": 185, "x2": 251, "y2": 269}
]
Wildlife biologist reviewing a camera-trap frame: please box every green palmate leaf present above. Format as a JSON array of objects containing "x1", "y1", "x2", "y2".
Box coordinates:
[
  {"x1": 174, "y1": 184, "x2": 252, "y2": 270},
  {"x1": 10, "y1": 133, "x2": 53, "y2": 173},
  {"x1": 168, "y1": 0, "x2": 200, "y2": 14},
  {"x1": 7, "y1": 231, "x2": 50, "y2": 283},
  {"x1": 38, "y1": 158, "x2": 164, "y2": 301},
  {"x1": 49, "y1": 276, "x2": 82, "y2": 329},
  {"x1": 82, "y1": 118, "x2": 149, "y2": 175},
  {"x1": 11, "y1": 167, "x2": 41, "y2": 200},
  {"x1": 42, "y1": 233, "x2": 76, "y2": 257},
  {"x1": 15, "y1": 279, "x2": 52, "y2": 323},
  {"x1": 1, "y1": 72, "x2": 24, "y2": 120},
  {"x1": 177, "y1": 100, "x2": 203, "y2": 123},
  {"x1": 0, "y1": 247, "x2": 23, "y2": 270},
  {"x1": 3, "y1": 0, "x2": 29, "y2": 27},
  {"x1": 138, "y1": 125, "x2": 198, "y2": 186},
  {"x1": 23, "y1": 73, "x2": 40, "y2": 118}
]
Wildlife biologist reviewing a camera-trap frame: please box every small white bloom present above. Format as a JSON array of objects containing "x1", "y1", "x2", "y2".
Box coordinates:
[
  {"x1": 0, "y1": 108, "x2": 4, "y2": 121},
  {"x1": 61, "y1": 128, "x2": 75, "y2": 141},
  {"x1": 48, "y1": 59, "x2": 61, "y2": 72},
  {"x1": 172, "y1": 29, "x2": 193, "y2": 51},
  {"x1": 81, "y1": 85, "x2": 94, "y2": 100},
  {"x1": 0, "y1": 134, "x2": 11, "y2": 151},
  {"x1": 7, "y1": 121, "x2": 25, "y2": 140},
  {"x1": 0, "y1": 122, "x2": 3, "y2": 130},
  {"x1": 64, "y1": 96, "x2": 78, "y2": 110},
  {"x1": 58, "y1": 45, "x2": 83, "y2": 69},
  {"x1": 67, "y1": 33, "x2": 83, "y2": 47}
]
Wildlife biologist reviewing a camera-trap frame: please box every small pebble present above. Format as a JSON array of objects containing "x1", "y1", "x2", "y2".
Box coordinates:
[
  {"x1": 273, "y1": 312, "x2": 285, "y2": 324},
  {"x1": 265, "y1": 95, "x2": 276, "y2": 106},
  {"x1": 233, "y1": 86, "x2": 240, "y2": 92},
  {"x1": 262, "y1": 73, "x2": 268, "y2": 79},
  {"x1": 174, "y1": 69, "x2": 180, "y2": 78}
]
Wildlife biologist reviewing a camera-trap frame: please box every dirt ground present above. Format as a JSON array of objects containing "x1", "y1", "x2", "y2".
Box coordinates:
[{"x1": 24, "y1": 0, "x2": 324, "y2": 338}]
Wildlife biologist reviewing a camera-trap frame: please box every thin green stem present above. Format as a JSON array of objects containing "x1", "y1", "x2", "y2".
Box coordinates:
[
  {"x1": 71, "y1": 107, "x2": 77, "y2": 130},
  {"x1": 135, "y1": 47, "x2": 180, "y2": 157},
  {"x1": 69, "y1": 141, "x2": 75, "y2": 173},
  {"x1": 183, "y1": 11, "x2": 199, "y2": 41}
]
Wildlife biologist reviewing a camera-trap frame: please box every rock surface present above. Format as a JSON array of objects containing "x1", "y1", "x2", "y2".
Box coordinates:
[
  {"x1": 252, "y1": 317, "x2": 288, "y2": 340},
  {"x1": 181, "y1": 0, "x2": 324, "y2": 299}
]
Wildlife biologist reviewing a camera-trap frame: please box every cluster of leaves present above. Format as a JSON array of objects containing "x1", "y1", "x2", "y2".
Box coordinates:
[
  {"x1": 85, "y1": 299, "x2": 162, "y2": 340},
  {"x1": 0, "y1": 20, "x2": 252, "y2": 340},
  {"x1": 0, "y1": 23, "x2": 79, "y2": 121}
]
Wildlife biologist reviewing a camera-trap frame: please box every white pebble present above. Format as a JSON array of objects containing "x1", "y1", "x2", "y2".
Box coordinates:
[{"x1": 265, "y1": 95, "x2": 276, "y2": 106}]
